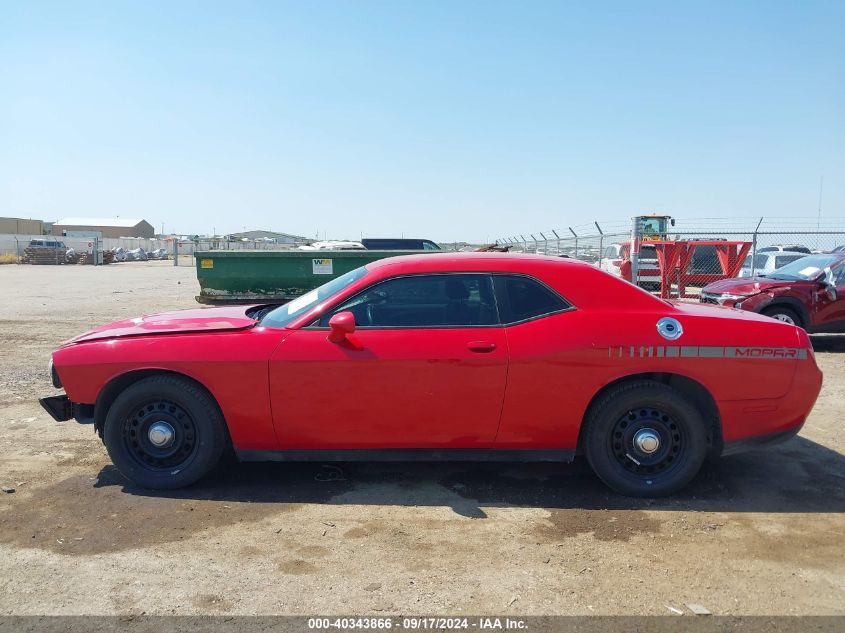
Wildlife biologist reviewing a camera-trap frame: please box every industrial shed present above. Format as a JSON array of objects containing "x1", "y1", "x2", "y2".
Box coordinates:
[
  {"x1": 51, "y1": 217, "x2": 155, "y2": 239},
  {"x1": 0, "y1": 217, "x2": 43, "y2": 235}
]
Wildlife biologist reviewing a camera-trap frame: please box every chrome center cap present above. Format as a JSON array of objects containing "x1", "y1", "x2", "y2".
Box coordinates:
[
  {"x1": 148, "y1": 421, "x2": 175, "y2": 448},
  {"x1": 633, "y1": 429, "x2": 660, "y2": 454}
]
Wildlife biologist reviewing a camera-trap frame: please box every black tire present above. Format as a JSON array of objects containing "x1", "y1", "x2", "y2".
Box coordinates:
[
  {"x1": 584, "y1": 381, "x2": 707, "y2": 497},
  {"x1": 103, "y1": 374, "x2": 227, "y2": 489},
  {"x1": 761, "y1": 306, "x2": 802, "y2": 328}
]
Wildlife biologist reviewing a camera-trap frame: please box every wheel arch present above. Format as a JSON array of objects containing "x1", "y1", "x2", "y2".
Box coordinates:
[
  {"x1": 577, "y1": 372, "x2": 723, "y2": 455},
  {"x1": 758, "y1": 296, "x2": 809, "y2": 328},
  {"x1": 93, "y1": 369, "x2": 224, "y2": 439}
]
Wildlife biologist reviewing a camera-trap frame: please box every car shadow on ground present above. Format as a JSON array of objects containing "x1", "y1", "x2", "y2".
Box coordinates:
[
  {"x1": 810, "y1": 334, "x2": 845, "y2": 353},
  {"x1": 94, "y1": 436, "x2": 845, "y2": 517}
]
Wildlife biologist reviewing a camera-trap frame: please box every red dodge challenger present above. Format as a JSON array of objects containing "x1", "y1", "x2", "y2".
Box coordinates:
[{"x1": 41, "y1": 253, "x2": 822, "y2": 496}]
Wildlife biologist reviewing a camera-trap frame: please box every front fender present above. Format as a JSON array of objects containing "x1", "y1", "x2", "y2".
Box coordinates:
[
  {"x1": 51, "y1": 328, "x2": 288, "y2": 450},
  {"x1": 744, "y1": 292, "x2": 810, "y2": 327}
]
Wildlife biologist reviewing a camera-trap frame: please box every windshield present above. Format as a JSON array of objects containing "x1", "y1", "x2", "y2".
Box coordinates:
[
  {"x1": 261, "y1": 266, "x2": 369, "y2": 328},
  {"x1": 766, "y1": 254, "x2": 841, "y2": 281},
  {"x1": 638, "y1": 217, "x2": 666, "y2": 237}
]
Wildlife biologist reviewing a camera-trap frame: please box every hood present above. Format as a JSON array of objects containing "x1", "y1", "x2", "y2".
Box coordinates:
[
  {"x1": 66, "y1": 306, "x2": 258, "y2": 344},
  {"x1": 701, "y1": 276, "x2": 804, "y2": 295}
]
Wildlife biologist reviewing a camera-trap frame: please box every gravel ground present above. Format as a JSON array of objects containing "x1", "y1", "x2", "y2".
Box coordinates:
[{"x1": 0, "y1": 261, "x2": 843, "y2": 616}]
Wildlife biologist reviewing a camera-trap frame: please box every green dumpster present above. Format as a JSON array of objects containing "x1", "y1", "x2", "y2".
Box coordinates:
[{"x1": 194, "y1": 250, "x2": 432, "y2": 304}]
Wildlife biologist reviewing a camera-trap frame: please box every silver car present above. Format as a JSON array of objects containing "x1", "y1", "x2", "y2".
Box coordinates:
[
  {"x1": 738, "y1": 251, "x2": 807, "y2": 277},
  {"x1": 599, "y1": 242, "x2": 661, "y2": 289}
]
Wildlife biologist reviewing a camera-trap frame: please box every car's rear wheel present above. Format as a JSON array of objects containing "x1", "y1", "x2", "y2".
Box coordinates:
[
  {"x1": 762, "y1": 306, "x2": 802, "y2": 327},
  {"x1": 584, "y1": 381, "x2": 707, "y2": 497},
  {"x1": 103, "y1": 375, "x2": 227, "y2": 489}
]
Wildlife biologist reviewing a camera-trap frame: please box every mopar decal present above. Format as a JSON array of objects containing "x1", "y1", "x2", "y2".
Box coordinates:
[
  {"x1": 609, "y1": 346, "x2": 807, "y2": 360},
  {"x1": 727, "y1": 347, "x2": 805, "y2": 359}
]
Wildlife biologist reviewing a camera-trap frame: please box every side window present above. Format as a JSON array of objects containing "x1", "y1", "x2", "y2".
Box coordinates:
[
  {"x1": 775, "y1": 255, "x2": 801, "y2": 269},
  {"x1": 603, "y1": 246, "x2": 616, "y2": 258},
  {"x1": 494, "y1": 275, "x2": 570, "y2": 325},
  {"x1": 320, "y1": 274, "x2": 498, "y2": 327}
]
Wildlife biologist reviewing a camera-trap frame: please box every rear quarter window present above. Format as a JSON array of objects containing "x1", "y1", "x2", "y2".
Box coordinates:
[{"x1": 494, "y1": 275, "x2": 570, "y2": 324}]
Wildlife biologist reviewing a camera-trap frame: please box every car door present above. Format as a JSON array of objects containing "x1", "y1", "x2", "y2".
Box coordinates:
[
  {"x1": 490, "y1": 274, "x2": 580, "y2": 448},
  {"x1": 268, "y1": 273, "x2": 508, "y2": 449},
  {"x1": 812, "y1": 262, "x2": 845, "y2": 330}
]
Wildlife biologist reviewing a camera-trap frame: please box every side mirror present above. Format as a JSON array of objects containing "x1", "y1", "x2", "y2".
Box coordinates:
[
  {"x1": 327, "y1": 311, "x2": 356, "y2": 343},
  {"x1": 820, "y1": 281, "x2": 838, "y2": 302}
]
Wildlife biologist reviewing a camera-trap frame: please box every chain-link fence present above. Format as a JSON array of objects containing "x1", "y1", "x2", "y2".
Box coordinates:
[
  {"x1": 0, "y1": 234, "x2": 313, "y2": 266},
  {"x1": 0, "y1": 234, "x2": 488, "y2": 267},
  {"x1": 0, "y1": 234, "x2": 175, "y2": 264},
  {"x1": 496, "y1": 218, "x2": 845, "y2": 300}
]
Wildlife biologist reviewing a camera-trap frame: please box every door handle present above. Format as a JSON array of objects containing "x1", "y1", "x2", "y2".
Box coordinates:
[{"x1": 467, "y1": 341, "x2": 496, "y2": 353}]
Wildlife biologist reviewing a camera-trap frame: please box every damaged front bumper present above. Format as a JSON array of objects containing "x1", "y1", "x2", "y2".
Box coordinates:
[{"x1": 39, "y1": 395, "x2": 94, "y2": 424}]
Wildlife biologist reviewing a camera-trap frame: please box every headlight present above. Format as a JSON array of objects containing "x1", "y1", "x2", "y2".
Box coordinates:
[{"x1": 716, "y1": 293, "x2": 748, "y2": 306}]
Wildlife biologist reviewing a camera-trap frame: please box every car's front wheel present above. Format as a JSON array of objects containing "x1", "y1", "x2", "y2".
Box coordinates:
[
  {"x1": 102, "y1": 374, "x2": 227, "y2": 489},
  {"x1": 762, "y1": 306, "x2": 802, "y2": 327},
  {"x1": 583, "y1": 381, "x2": 707, "y2": 497}
]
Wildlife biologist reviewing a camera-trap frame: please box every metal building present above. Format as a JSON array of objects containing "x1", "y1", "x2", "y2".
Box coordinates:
[
  {"x1": 0, "y1": 217, "x2": 43, "y2": 235},
  {"x1": 51, "y1": 217, "x2": 155, "y2": 238}
]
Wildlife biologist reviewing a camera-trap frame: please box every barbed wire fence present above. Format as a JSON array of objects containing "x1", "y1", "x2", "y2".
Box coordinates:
[{"x1": 496, "y1": 217, "x2": 845, "y2": 299}]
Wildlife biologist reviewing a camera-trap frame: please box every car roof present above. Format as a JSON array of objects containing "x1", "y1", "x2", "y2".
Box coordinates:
[
  {"x1": 760, "y1": 250, "x2": 810, "y2": 258},
  {"x1": 365, "y1": 252, "x2": 592, "y2": 275}
]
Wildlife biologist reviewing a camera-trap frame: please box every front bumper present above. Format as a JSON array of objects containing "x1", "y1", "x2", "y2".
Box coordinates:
[{"x1": 39, "y1": 395, "x2": 94, "y2": 424}]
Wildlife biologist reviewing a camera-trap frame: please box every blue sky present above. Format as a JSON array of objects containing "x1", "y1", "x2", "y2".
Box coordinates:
[{"x1": 1, "y1": 1, "x2": 843, "y2": 241}]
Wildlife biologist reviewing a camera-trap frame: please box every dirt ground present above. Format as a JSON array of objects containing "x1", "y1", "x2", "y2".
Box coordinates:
[{"x1": 0, "y1": 261, "x2": 843, "y2": 616}]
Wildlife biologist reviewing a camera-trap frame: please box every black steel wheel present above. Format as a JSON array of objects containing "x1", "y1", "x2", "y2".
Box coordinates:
[
  {"x1": 584, "y1": 380, "x2": 707, "y2": 497},
  {"x1": 610, "y1": 407, "x2": 685, "y2": 478},
  {"x1": 123, "y1": 400, "x2": 198, "y2": 471},
  {"x1": 103, "y1": 374, "x2": 227, "y2": 489}
]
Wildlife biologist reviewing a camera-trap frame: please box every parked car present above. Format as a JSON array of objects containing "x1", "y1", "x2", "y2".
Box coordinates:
[
  {"x1": 600, "y1": 242, "x2": 661, "y2": 289},
  {"x1": 737, "y1": 251, "x2": 808, "y2": 277},
  {"x1": 831, "y1": 245, "x2": 845, "y2": 253},
  {"x1": 683, "y1": 239, "x2": 726, "y2": 284},
  {"x1": 298, "y1": 240, "x2": 366, "y2": 251},
  {"x1": 361, "y1": 238, "x2": 441, "y2": 251},
  {"x1": 41, "y1": 253, "x2": 821, "y2": 497},
  {"x1": 29, "y1": 239, "x2": 67, "y2": 249},
  {"x1": 700, "y1": 253, "x2": 845, "y2": 332},
  {"x1": 758, "y1": 244, "x2": 812, "y2": 254},
  {"x1": 26, "y1": 239, "x2": 70, "y2": 263}
]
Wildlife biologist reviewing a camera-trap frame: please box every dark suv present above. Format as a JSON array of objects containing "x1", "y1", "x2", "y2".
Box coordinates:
[
  {"x1": 700, "y1": 253, "x2": 845, "y2": 332},
  {"x1": 361, "y1": 238, "x2": 440, "y2": 251}
]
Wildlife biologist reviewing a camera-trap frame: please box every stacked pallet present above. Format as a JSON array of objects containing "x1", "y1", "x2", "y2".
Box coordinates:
[
  {"x1": 77, "y1": 251, "x2": 115, "y2": 265},
  {"x1": 21, "y1": 247, "x2": 66, "y2": 265}
]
